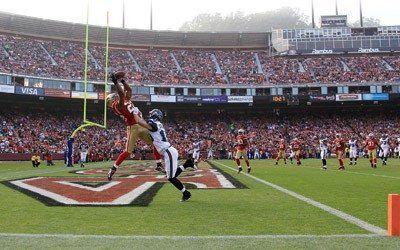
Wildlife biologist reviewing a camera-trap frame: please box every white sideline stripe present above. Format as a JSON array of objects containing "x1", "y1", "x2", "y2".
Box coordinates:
[
  {"x1": 212, "y1": 161, "x2": 387, "y2": 236},
  {"x1": 0, "y1": 233, "x2": 384, "y2": 240}
]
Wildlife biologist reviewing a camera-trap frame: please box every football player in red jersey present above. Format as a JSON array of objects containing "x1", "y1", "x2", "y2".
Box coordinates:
[
  {"x1": 275, "y1": 138, "x2": 287, "y2": 165},
  {"x1": 364, "y1": 133, "x2": 379, "y2": 168},
  {"x1": 290, "y1": 138, "x2": 302, "y2": 165},
  {"x1": 107, "y1": 72, "x2": 162, "y2": 180},
  {"x1": 235, "y1": 129, "x2": 254, "y2": 174},
  {"x1": 332, "y1": 133, "x2": 346, "y2": 170}
]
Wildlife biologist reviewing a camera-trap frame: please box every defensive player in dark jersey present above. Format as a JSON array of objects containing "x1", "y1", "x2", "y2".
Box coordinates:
[{"x1": 107, "y1": 72, "x2": 162, "y2": 180}]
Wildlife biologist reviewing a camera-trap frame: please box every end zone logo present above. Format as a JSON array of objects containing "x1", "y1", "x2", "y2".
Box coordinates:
[{"x1": 2, "y1": 164, "x2": 246, "y2": 206}]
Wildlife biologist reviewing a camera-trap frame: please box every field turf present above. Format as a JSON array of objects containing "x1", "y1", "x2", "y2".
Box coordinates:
[{"x1": 1, "y1": 158, "x2": 400, "y2": 249}]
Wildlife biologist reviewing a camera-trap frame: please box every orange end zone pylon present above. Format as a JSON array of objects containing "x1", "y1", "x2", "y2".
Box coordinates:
[{"x1": 388, "y1": 194, "x2": 400, "y2": 236}]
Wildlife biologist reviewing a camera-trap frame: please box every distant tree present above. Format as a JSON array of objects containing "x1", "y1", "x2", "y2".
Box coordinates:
[
  {"x1": 350, "y1": 17, "x2": 381, "y2": 27},
  {"x1": 180, "y1": 7, "x2": 310, "y2": 32}
]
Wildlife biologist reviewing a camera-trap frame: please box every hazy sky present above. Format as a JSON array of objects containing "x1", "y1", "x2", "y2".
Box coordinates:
[{"x1": 0, "y1": 0, "x2": 398, "y2": 30}]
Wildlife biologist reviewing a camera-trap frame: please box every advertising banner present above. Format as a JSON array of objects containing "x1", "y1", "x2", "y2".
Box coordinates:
[
  {"x1": 227, "y1": 96, "x2": 253, "y2": 103},
  {"x1": 132, "y1": 94, "x2": 151, "y2": 102},
  {"x1": 14, "y1": 86, "x2": 44, "y2": 96},
  {"x1": 201, "y1": 96, "x2": 228, "y2": 103},
  {"x1": 71, "y1": 91, "x2": 98, "y2": 99},
  {"x1": 309, "y1": 95, "x2": 336, "y2": 102},
  {"x1": 44, "y1": 89, "x2": 70, "y2": 98},
  {"x1": 176, "y1": 96, "x2": 202, "y2": 103},
  {"x1": 335, "y1": 94, "x2": 362, "y2": 101},
  {"x1": 362, "y1": 93, "x2": 389, "y2": 101},
  {"x1": 150, "y1": 95, "x2": 176, "y2": 103},
  {"x1": 0, "y1": 85, "x2": 14, "y2": 94}
]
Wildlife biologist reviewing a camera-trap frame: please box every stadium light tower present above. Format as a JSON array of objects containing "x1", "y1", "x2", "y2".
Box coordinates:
[
  {"x1": 335, "y1": 0, "x2": 339, "y2": 15},
  {"x1": 311, "y1": 0, "x2": 315, "y2": 28},
  {"x1": 150, "y1": 0, "x2": 153, "y2": 30},
  {"x1": 122, "y1": 0, "x2": 126, "y2": 28},
  {"x1": 359, "y1": 0, "x2": 364, "y2": 27}
]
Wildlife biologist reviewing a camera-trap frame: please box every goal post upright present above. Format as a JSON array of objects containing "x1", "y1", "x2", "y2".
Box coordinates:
[
  {"x1": 66, "y1": 7, "x2": 110, "y2": 166},
  {"x1": 83, "y1": 3, "x2": 90, "y2": 123},
  {"x1": 103, "y1": 11, "x2": 110, "y2": 129}
]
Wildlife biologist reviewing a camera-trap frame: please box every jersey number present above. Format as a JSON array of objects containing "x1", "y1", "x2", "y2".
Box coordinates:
[{"x1": 160, "y1": 130, "x2": 167, "y2": 142}]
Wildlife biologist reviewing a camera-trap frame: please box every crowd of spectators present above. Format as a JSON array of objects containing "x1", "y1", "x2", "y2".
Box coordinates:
[
  {"x1": 1, "y1": 33, "x2": 400, "y2": 86},
  {"x1": 1, "y1": 108, "x2": 400, "y2": 162}
]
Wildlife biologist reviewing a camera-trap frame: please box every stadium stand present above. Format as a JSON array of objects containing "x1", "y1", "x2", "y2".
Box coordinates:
[
  {"x1": 1, "y1": 33, "x2": 400, "y2": 85},
  {"x1": 1, "y1": 107, "x2": 399, "y2": 162}
]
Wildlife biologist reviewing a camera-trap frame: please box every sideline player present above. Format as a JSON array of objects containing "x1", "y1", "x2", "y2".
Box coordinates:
[
  {"x1": 332, "y1": 133, "x2": 345, "y2": 170},
  {"x1": 365, "y1": 133, "x2": 379, "y2": 168},
  {"x1": 107, "y1": 72, "x2": 162, "y2": 180},
  {"x1": 319, "y1": 137, "x2": 329, "y2": 170},
  {"x1": 79, "y1": 142, "x2": 88, "y2": 168},
  {"x1": 234, "y1": 129, "x2": 254, "y2": 174},
  {"x1": 192, "y1": 139, "x2": 202, "y2": 169},
  {"x1": 348, "y1": 137, "x2": 358, "y2": 165},
  {"x1": 379, "y1": 134, "x2": 390, "y2": 165},
  {"x1": 291, "y1": 138, "x2": 302, "y2": 166},
  {"x1": 275, "y1": 138, "x2": 287, "y2": 165},
  {"x1": 132, "y1": 108, "x2": 194, "y2": 202},
  {"x1": 288, "y1": 145, "x2": 295, "y2": 164}
]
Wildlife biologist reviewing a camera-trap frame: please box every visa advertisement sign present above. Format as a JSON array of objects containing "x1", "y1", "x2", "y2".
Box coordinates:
[
  {"x1": 15, "y1": 86, "x2": 44, "y2": 96},
  {"x1": 362, "y1": 93, "x2": 389, "y2": 101}
]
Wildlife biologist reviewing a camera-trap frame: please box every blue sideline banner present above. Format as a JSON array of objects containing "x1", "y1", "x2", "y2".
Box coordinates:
[
  {"x1": 14, "y1": 86, "x2": 44, "y2": 96},
  {"x1": 362, "y1": 93, "x2": 389, "y2": 101}
]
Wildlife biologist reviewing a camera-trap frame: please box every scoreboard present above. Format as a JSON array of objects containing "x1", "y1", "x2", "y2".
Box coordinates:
[{"x1": 320, "y1": 15, "x2": 347, "y2": 28}]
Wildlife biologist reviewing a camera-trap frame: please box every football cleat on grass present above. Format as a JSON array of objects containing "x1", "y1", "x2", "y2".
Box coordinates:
[
  {"x1": 107, "y1": 166, "x2": 117, "y2": 181},
  {"x1": 322, "y1": 166, "x2": 327, "y2": 170},
  {"x1": 237, "y1": 166, "x2": 243, "y2": 174},
  {"x1": 338, "y1": 166, "x2": 345, "y2": 171},
  {"x1": 181, "y1": 190, "x2": 191, "y2": 202},
  {"x1": 247, "y1": 167, "x2": 251, "y2": 174}
]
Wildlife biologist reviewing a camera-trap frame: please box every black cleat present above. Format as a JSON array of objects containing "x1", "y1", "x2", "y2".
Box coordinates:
[
  {"x1": 237, "y1": 166, "x2": 243, "y2": 174},
  {"x1": 181, "y1": 190, "x2": 191, "y2": 202},
  {"x1": 322, "y1": 166, "x2": 327, "y2": 170},
  {"x1": 338, "y1": 166, "x2": 345, "y2": 171},
  {"x1": 107, "y1": 166, "x2": 117, "y2": 181},
  {"x1": 247, "y1": 167, "x2": 251, "y2": 174}
]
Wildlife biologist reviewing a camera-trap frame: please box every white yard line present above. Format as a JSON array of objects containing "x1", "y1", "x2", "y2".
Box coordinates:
[
  {"x1": 212, "y1": 161, "x2": 387, "y2": 236},
  {"x1": 0, "y1": 232, "x2": 384, "y2": 240}
]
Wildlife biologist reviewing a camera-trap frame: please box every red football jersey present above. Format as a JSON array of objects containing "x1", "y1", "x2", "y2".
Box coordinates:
[
  {"x1": 236, "y1": 135, "x2": 249, "y2": 151},
  {"x1": 291, "y1": 141, "x2": 301, "y2": 151},
  {"x1": 278, "y1": 142, "x2": 286, "y2": 150},
  {"x1": 365, "y1": 138, "x2": 379, "y2": 151},
  {"x1": 112, "y1": 99, "x2": 138, "y2": 126},
  {"x1": 332, "y1": 138, "x2": 345, "y2": 151}
]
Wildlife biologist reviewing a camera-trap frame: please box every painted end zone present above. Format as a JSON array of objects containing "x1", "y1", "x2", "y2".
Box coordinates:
[{"x1": 1, "y1": 163, "x2": 247, "y2": 206}]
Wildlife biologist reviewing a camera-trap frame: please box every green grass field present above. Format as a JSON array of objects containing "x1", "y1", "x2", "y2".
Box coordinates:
[{"x1": 1, "y1": 158, "x2": 400, "y2": 249}]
